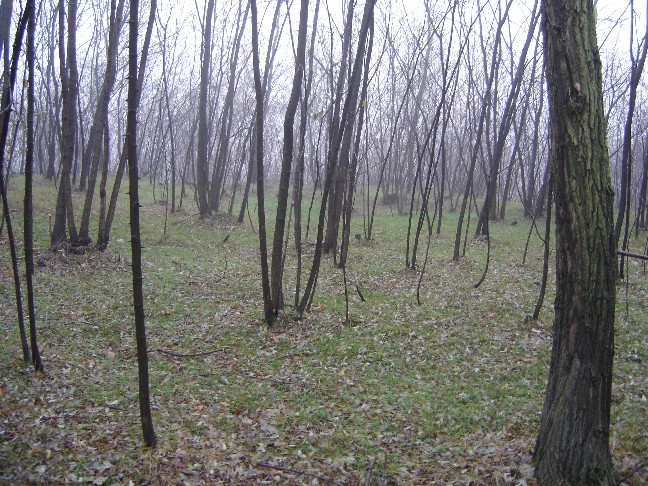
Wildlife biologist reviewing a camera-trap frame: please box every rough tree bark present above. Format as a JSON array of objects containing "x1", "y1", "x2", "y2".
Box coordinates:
[{"x1": 534, "y1": 0, "x2": 617, "y2": 483}]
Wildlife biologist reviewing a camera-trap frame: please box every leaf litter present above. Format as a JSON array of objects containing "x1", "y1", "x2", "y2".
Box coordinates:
[{"x1": 1, "y1": 191, "x2": 646, "y2": 484}]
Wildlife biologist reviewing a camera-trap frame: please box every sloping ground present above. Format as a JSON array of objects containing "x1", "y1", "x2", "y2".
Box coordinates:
[{"x1": 1, "y1": 179, "x2": 646, "y2": 484}]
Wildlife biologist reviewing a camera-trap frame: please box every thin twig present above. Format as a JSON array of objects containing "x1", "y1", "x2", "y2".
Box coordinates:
[
  {"x1": 172, "y1": 212, "x2": 199, "y2": 225},
  {"x1": 256, "y1": 462, "x2": 331, "y2": 482},
  {"x1": 148, "y1": 348, "x2": 226, "y2": 358}
]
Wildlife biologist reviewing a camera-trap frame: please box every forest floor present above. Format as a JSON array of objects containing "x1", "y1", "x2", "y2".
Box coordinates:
[{"x1": 1, "y1": 178, "x2": 647, "y2": 485}]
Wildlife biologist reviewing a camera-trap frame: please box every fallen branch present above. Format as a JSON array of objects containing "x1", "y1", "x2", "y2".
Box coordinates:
[
  {"x1": 256, "y1": 462, "x2": 331, "y2": 482},
  {"x1": 148, "y1": 348, "x2": 226, "y2": 358},
  {"x1": 618, "y1": 250, "x2": 648, "y2": 261},
  {"x1": 276, "y1": 351, "x2": 312, "y2": 360},
  {"x1": 615, "y1": 461, "x2": 647, "y2": 485},
  {"x1": 172, "y1": 212, "x2": 200, "y2": 225}
]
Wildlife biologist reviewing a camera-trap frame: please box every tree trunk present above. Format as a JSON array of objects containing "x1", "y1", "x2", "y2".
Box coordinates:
[
  {"x1": 269, "y1": 0, "x2": 309, "y2": 320},
  {"x1": 24, "y1": 0, "x2": 43, "y2": 372},
  {"x1": 636, "y1": 136, "x2": 648, "y2": 231},
  {"x1": 250, "y1": 0, "x2": 273, "y2": 324},
  {"x1": 96, "y1": 0, "x2": 156, "y2": 250},
  {"x1": 615, "y1": 7, "x2": 648, "y2": 276},
  {"x1": 196, "y1": 0, "x2": 215, "y2": 217},
  {"x1": 78, "y1": 0, "x2": 125, "y2": 244},
  {"x1": 127, "y1": 0, "x2": 156, "y2": 448},
  {"x1": 0, "y1": 3, "x2": 30, "y2": 364},
  {"x1": 51, "y1": 0, "x2": 79, "y2": 247},
  {"x1": 297, "y1": 0, "x2": 376, "y2": 314},
  {"x1": 209, "y1": 1, "x2": 249, "y2": 213},
  {"x1": 534, "y1": 0, "x2": 616, "y2": 483},
  {"x1": 475, "y1": 0, "x2": 539, "y2": 235}
]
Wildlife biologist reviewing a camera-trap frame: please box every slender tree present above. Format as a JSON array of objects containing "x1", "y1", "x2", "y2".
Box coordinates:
[
  {"x1": 195, "y1": 0, "x2": 215, "y2": 218},
  {"x1": 78, "y1": 0, "x2": 126, "y2": 244},
  {"x1": 97, "y1": 0, "x2": 157, "y2": 250},
  {"x1": 250, "y1": 0, "x2": 272, "y2": 323},
  {"x1": 534, "y1": 0, "x2": 617, "y2": 482},
  {"x1": 615, "y1": 0, "x2": 648, "y2": 277},
  {"x1": 269, "y1": 0, "x2": 309, "y2": 320},
  {"x1": 24, "y1": 0, "x2": 42, "y2": 372},
  {"x1": 127, "y1": 0, "x2": 156, "y2": 447},
  {"x1": 51, "y1": 0, "x2": 79, "y2": 247},
  {"x1": 0, "y1": 2, "x2": 30, "y2": 364}
]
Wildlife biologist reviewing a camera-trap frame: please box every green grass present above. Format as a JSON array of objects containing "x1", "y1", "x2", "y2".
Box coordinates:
[{"x1": 0, "y1": 175, "x2": 646, "y2": 484}]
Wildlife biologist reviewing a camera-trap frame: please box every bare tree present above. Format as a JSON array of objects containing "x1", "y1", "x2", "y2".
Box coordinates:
[
  {"x1": 250, "y1": 0, "x2": 272, "y2": 323},
  {"x1": 127, "y1": 0, "x2": 156, "y2": 448},
  {"x1": 97, "y1": 0, "x2": 157, "y2": 250},
  {"x1": 51, "y1": 0, "x2": 79, "y2": 247},
  {"x1": 78, "y1": 0, "x2": 126, "y2": 245},
  {"x1": 195, "y1": 0, "x2": 215, "y2": 217},
  {"x1": 24, "y1": 0, "x2": 43, "y2": 372},
  {"x1": 0, "y1": 2, "x2": 30, "y2": 363},
  {"x1": 208, "y1": 0, "x2": 249, "y2": 213},
  {"x1": 453, "y1": 0, "x2": 513, "y2": 261},
  {"x1": 269, "y1": 0, "x2": 309, "y2": 320},
  {"x1": 615, "y1": 0, "x2": 648, "y2": 277}
]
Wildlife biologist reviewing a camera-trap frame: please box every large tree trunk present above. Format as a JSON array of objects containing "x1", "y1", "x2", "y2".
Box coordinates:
[{"x1": 534, "y1": 0, "x2": 617, "y2": 483}]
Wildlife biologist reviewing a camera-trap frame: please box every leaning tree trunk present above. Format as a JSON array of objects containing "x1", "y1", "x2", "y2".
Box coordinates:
[{"x1": 534, "y1": 0, "x2": 617, "y2": 484}]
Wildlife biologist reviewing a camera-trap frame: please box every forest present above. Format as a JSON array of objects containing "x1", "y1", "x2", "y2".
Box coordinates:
[{"x1": 0, "y1": 0, "x2": 646, "y2": 484}]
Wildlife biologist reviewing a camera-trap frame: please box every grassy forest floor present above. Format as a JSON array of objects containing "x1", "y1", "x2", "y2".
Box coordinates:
[{"x1": 1, "y1": 177, "x2": 647, "y2": 485}]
